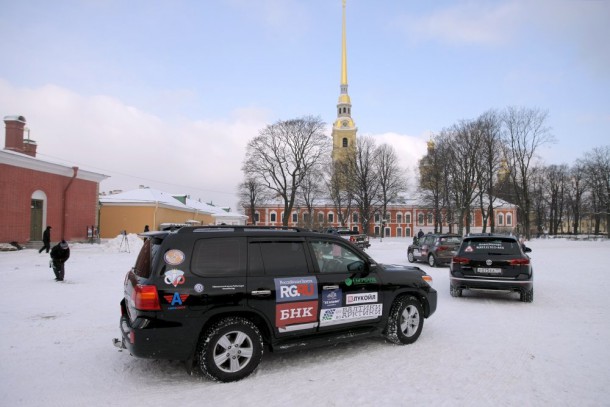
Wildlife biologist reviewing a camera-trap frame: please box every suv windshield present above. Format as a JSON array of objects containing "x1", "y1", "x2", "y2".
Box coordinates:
[{"x1": 461, "y1": 238, "x2": 521, "y2": 255}]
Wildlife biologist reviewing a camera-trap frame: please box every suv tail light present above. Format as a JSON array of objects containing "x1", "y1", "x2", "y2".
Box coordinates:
[
  {"x1": 510, "y1": 258, "x2": 530, "y2": 266},
  {"x1": 452, "y1": 256, "x2": 470, "y2": 265},
  {"x1": 133, "y1": 284, "x2": 161, "y2": 310}
]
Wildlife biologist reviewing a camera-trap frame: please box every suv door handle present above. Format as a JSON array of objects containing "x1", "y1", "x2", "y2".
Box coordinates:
[
  {"x1": 251, "y1": 290, "x2": 271, "y2": 296},
  {"x1": 323, "y1": 285, "x2": 339, "y2": 290}
]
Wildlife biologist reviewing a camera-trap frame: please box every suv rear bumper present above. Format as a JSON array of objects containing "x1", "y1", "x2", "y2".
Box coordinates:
[
  {"x1": 450, "y1": 276, "x2": 533, "y2": 293},
  {"x1": 119, "y1": 300, "x2": 197, "y2": 361}
]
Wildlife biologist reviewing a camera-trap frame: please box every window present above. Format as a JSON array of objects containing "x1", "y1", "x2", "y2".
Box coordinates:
[
  {"x1": 397, "y1": 228, "x2": 402, "y2": 237},
  {"x1": 498, "y1": 213, "x2": 504, "y2": 226},
  {"x1": 311, "y1": 240, "x2": 361, "y2": 273},
  {"x1": 248, "y1": 240, "x2": 309, "y2": 276},
  {"x1": 303, "y1": 213, "x2": 309, "y2": 223},
  {"x1": 318, "y1": 212, "x2": 324, "y2": 223},
  {"x1": 506, "y1": 213, "x2": 512, "y2": 226},
  {"x1": 352, "y1": 212, "x2": 359, "y2": 223},
  {"x1": 385, "y1": 227, "x2": 391, "y2": 237},
  {"x1": 192, "y1": 238, "x2": 245, "y2": 276},
  {"x1": 328, "y1": 213, "x2": 334, "y2": 223},
  {"x1": 418, "y1": 213, "x2": 424, "y2": 225},
  {"x1": 406, "y1": 227, "x2": 411, "y2": 237},
  {"x1": 385, "y1": 212, "x2": 391, "y2": 222},
  {"x1": 270, "y1": 212, "x2": 277, "y2": 223},
  {"x1": 405, "y1": 213, "x2": 411, "y2": 224},
  {"x1": 397, "y1": 214, "x2": 402, "y2": 224},
  {"x1": 292, "y1": 212, "x2": 298, "y2": 223},
  {"x1": 427, "y1": 213, "x2": 433, "y2": 224},
  {"x1": 342, "y1": 138, "x2": 348, "y2": 147},
  {"x1": 254, "y1": 212, "x2": 260, "y2": 222},
  {"x1": 375, "y1": 213, "x2": 380, "y2": 222},
  {"x1": 374, "y1": 226, "x2": 380, "y2": 236}
]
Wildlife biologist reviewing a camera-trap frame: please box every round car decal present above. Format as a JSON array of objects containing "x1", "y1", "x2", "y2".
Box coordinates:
[
  {"x1": 164, "y1": 249, "x2": 185, "y2": 266},
  {"x1": 164, "y1": 269, "x2": 186, "y2": 287}
]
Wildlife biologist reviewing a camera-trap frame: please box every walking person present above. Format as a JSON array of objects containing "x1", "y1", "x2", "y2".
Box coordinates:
[
  {"x1": 39, "y1": 226, "x2": 52, "y2": 253},
  {"x1": 50, "y1": 240, "x2": 70, "y2": 281}
]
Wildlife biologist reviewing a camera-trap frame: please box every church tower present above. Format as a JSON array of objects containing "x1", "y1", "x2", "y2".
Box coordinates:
[{"x1": 331, "y1": 0, "x2": 357, "y2": 163}]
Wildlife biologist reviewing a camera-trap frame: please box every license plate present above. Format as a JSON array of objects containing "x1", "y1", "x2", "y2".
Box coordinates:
[{"x1": 476, "y1": 267, "x2": 502, "y2": 274}]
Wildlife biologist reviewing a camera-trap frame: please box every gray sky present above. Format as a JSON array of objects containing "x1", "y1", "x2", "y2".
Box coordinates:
[{"x1": 1, "y1": 0, "x2": 608, "y2": 209}]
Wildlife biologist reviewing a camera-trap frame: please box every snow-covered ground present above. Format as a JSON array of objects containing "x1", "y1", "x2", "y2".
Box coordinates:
[{"x1": 1, "y1": 235, "x2": 609, "y2": 406}]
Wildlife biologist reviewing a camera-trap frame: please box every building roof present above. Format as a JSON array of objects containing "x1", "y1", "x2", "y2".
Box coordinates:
[{"x1": 0, "y1": 148, "x2": 109, "y2": 183}]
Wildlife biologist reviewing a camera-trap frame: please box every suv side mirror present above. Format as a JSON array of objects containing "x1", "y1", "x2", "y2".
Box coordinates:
[
  {"x1": 524, "y1": 246, "x2": 532, "y2": 253},
  {"x1": 347, "y1": 260, "x2": 367, "y2": 274}
]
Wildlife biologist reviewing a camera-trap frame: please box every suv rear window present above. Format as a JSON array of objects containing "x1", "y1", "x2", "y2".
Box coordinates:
[
  {"x1": 133, "y1": 238, "x2": 163, "y2": 278},
  {"x1": 461, "y1": 238, "x2": 521, "y2": 255},
  {"x1": 191, "y1": 237, "x2": 245, "y2": 276}
]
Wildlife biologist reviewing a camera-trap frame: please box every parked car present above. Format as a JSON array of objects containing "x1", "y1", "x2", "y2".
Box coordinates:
[
  {"x1": 324, "y1": 227, "x2": 370, "y2": 249},
  {"x1": 449, "y1": 234, "x2": 533, "y2": 302},
  {"x1": 114, "y1": 226, "x2": 437, "y2": 382},
  {"x1": 408, "y1": 233, "x2": 462, "y2": 267}
]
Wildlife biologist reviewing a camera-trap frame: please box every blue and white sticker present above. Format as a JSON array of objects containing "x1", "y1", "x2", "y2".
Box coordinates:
[{"x1": 194, "y1": 283, "x2": 204, "y2": 293}]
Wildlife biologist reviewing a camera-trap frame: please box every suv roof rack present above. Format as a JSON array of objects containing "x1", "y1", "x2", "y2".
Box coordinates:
[{"x1": 176, "y1": 225, "x2": 307, "y2": 234}]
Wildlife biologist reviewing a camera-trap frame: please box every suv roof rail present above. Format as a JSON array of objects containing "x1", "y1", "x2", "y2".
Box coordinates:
[{"x1": 176, "y1": 225, "x2": 307, "y2": 233}]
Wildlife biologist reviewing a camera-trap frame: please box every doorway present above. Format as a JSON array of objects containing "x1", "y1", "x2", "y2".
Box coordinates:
[{"x1": 30, "y1": 199, "x2": 43, "y2": 241}]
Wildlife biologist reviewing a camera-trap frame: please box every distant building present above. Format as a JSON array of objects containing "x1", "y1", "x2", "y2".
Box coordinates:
[
  {"x1": 99, "y1": 187, "x2": 247, "y2": 238},
  {"x1": 0, "y1": 115, "x2": 108, "y2": 244}
]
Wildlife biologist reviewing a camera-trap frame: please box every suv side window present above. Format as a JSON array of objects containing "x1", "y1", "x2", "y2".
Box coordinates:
[
  {"x1": 310, "y1": 240, "x2": 362, "y2": 273},
  {"x1": 248, "y1": 240, "x2": 310, "y2": 276},
  {"x1": 191, "y1": 237, "x2": 246, "y2": 276}
]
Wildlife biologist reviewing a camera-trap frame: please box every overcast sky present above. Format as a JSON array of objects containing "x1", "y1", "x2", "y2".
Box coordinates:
[{"x1": 1, "y1": 0, "x2": 608, "y2": 209}]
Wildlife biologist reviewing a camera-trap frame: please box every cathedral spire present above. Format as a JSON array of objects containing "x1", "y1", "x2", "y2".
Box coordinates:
[{"x1": 332, "y1": 0, "x2": 357, "y2": 163}]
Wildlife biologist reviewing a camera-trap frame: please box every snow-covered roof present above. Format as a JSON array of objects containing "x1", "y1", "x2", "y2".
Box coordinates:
[{"x1": 99, "y1": 188, "x2": 193, "y2": 210}]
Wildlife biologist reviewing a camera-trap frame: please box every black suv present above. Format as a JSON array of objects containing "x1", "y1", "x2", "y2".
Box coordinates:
[
  {"x1": 115, "y1": 226, "x2": 437, "y2": 382},
  {"x1": 449, "y1": 234, "x2": 533, "y2": 302},
  {"x1": 408, "y1": 233, "x2": 462, "y2": 267}
]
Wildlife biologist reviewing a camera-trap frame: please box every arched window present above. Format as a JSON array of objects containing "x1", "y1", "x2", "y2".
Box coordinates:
[
  {"x1": 292, "y1": 212, "x2": 298, "y2": 223},
  {"x1": 352, "y1": 212, "x2": 359, "y2": 223},
  {"x1": 498, "y1": 213, "x2": 504, "y2": 226},
  {"x1": 318, "y1": 212, "x2": 324, "y2": 223},
  {"x1": 342, "y1": 138, "x2": 348, "y2": 147},
  {"x1": 427, "y1": 213, "x2": 433, "y2": 224},
  {"x1": 328, "y1": 213, "x2": 334, "y2": 223},
  {"x1": 506, "y1": 213, "x2": 512, "y2": 226},
  {"x1": 270, "y1": 212, "x2": 277, "y2": 223},
  {"x1": 405, "y1": 213, "x2": 411, "y2": 224},
  {"x1": 397, "y1": 213, "x2": 402, "y2": 224},
  {"x1": 418, "y1": 213, "x2": 424, "y2": 225}
]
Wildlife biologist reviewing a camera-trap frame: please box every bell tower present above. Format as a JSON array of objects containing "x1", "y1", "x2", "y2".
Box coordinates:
[{"x1": 331, "y1": 0, "x2": 357, "y2": 163}]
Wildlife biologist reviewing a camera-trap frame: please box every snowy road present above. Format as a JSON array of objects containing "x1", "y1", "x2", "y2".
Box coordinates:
[{"x1": 1, "y1": 236, "x2": 609, "y2": 406}]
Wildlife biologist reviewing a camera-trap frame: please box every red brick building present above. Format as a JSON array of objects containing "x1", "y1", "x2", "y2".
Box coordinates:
[
  {"x1": 0, "y1": 115, "x2": 108, "y2": 244},
  {"x1": 247, "y1": 199, "x2": 518, "y2": 238}
]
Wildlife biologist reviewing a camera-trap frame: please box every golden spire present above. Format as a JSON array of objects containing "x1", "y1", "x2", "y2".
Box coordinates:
[{"x1": 341, "y1": 0, "x2": 348, "y2": 86}]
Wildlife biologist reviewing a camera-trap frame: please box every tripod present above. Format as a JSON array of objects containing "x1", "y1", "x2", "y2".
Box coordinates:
[{"x1": 119, "y1": 231, "x2": 130, "y2": 253}]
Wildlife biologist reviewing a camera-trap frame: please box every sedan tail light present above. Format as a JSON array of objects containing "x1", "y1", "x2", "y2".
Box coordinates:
[
  {"x1": 132, "y1": 284, "x2": 161, "y2": 311},
  {"x1": 510, "y1": 258, "x2": 530, "y2": 266}
]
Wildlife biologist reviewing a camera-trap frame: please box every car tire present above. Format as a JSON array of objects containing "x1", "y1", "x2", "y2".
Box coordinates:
[
  {"x1": 383, "y1": 296, "x2": 424, "y2": 345},
  {"x1": 428, "y1": 254, "x2": 436, "y2": 267},
  {"x1": 520, "y1": 288, "x2": 534, "y2": 303},
  {"x1": 450, "y1": 285, "x2": 462, "y2": 297},
  {"x1": 407, "y1": 251, "x2": 415, "y2": 263},
  {"x1": 197, "y1": 317, "x2": 263, "y2": 382}
]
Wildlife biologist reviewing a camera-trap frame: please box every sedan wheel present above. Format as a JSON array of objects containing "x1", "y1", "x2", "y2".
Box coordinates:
[
  {"x1": 407, "y1": 251, "x2": 415, "y2": 263},
  {"x1": 428, "y1": 255, "x2": 436, "y2": 267}
]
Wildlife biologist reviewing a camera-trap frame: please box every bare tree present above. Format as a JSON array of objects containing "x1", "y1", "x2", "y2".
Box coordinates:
[
  {"x1": 582, "y1": 146, "x2": 610, "y2": 237},
  {"x1": 376, "y1": 143, "x2": 408, "y2": 237},
  {"x1": 299, "y1": 160, "x2": 327, "y2": 230},
  {"x1": 326, "y1": 160, "x2": 355, "y2": 228},
  {"x1": 348, "y1": 136, "x2": 380, "y2": 235},
  {"x1": 237, "y1": 176, "x2": 272, "y2": 225},
  {"x1": 475, "y1": 110, "x2": 503, "y2": 233},
  {"x1": 242, "y1": 116, "x2": 330, "y2": 226},
  {"x1": 501, "y1": 106, "x2": 555, "y2": 239},
  {"x1": 566, "y1": 162, "x2": 587, "y2": 235}
]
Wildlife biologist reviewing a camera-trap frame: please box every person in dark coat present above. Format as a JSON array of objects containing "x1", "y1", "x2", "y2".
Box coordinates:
[
  {"x1": 39, "y1": 226, "x2": 52, "y2": 253},
  {"x1": 50, "y1": 240, "x2": 70, "y2": 281},
  {"x1": 417, "y1": 229, "x2": 424, "y2": 239}
]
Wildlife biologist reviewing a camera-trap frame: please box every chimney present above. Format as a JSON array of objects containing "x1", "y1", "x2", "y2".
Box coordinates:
[{"x1": 4, "y1": 115, "x2": 37, "y2": 157}]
